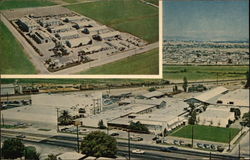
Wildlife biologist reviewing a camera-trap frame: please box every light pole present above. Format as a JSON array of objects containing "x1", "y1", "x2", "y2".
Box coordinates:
[
  {"x1": 56, "y1": 108, "x2": 59, "y2": 132},
  {"x1": 191, "y1": 125, "x2": 194, "y2": 148},
  {"x1": 76, "y1": 124, "x2": 80, "y2": 153},
  {"x1": 128, "y1": 129, "x2": 131, "y2": 160}
]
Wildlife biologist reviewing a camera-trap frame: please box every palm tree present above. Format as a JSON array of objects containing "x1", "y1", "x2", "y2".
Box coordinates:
[{"x1": 58, "y1": 110, "x2": 73, "y2": 125}]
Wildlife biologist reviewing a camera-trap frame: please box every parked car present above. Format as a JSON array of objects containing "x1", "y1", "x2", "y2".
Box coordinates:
[
  {"x1": 110, "y1": 132, "x2": 119, "y2": 136},
  {"x1": 152, "y1": 136, "x2": 159, "y2": 141},
  {"x1": 197, "y1": 143, "x2": 204, "y2": 148},
  {"x1": 156, "y1": 139, "x2": 161, "y2": 144},
  {"x1": 173, "y1": 140, "x2": 179, "y2": 145},
  {"x1": 131, "y1": 149, "x2": 145, "y2": 154},
  {"x1": 161, "y1": 147, "x2": 178, "y2": 152},
  {"x1": 204, "y1": 144, "x2": 211, "y2": 149},
  {"x1": 130, "y1": 136, "x2": 143, "y2": 141}
]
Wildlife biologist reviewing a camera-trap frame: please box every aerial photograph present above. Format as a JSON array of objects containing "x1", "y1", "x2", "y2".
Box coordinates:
[
  {"x1": 0, "y1": 0, "x2": 159, "y2": 75},
  {"x1": 0, "y1": 0, "x2": 249, "y2": 160}
]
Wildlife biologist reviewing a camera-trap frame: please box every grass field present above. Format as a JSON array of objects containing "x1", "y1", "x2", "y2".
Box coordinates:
[
  {"x1": 0, "y1": 0, "x2": 56, "y2": 10},
  {"x1": 62, "y1": 0, "x2": 78, "y2": 3},
  {"x1": 81, "y1": 48, "x2": 159, "y2": 74},
  {"x1": 171, "y1": 125, "x2": 240, "y2": 143},
  {"x1": 65, "y1": 0, "x2": 158, "y2": 43},
  {"x1": 163, "y1": 65, "x2": 249, "y2": 80},
  {"x1": 0, "y1": 21, "x2": 36, "y2": 74}
]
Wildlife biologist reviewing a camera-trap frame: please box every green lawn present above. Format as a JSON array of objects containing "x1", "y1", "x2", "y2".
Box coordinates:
[
  {"x1": 65, "y1": 0, "x2": 158, "y2": 43},
  {"x1": 163, "y1": 65, "x2": 249, "y2": 80},
  {"x1": 62, "y1": 0, "x2": 78, "y2": 3},
  {"x1": 0, "y1": 0, "x2": 56, "y2": 10},
  {"x1": 171, "y1": 125, "x2": 240, "y2": 143},
  {"x1": 0, "y1": 21, "x2": 36, "y2": 74},
  {"x1": 81, "y1": 48, "x2": 159, "y2": 74}
]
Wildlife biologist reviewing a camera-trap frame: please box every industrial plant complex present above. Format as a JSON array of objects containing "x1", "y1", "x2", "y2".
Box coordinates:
[{"x1": 1, "y1": 5, "x2": 149, "y2": 74}]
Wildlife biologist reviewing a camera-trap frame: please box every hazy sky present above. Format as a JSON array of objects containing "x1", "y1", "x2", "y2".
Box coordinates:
[{"x1": 163, "y1": 0, "x2": 249, "y2": 41}]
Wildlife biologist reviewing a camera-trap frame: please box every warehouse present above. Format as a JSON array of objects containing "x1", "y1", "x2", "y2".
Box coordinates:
[
  {"x1": 97, "y1": 31, "x2": 120, "y2": 40},
  {"x1": 216, "y1": 89, "x2": 249, "y2": 107},
  {"x1": 73, "y1": 21, "x2": 96, "y2": 29},
  {"x1": 0, "y1": 84, "x2": 15, "y2": 96},
  {"x1": 65, "y1": 16, "x2": 86, "y2": 22},
  {"x1": 66, "y1": 37, "x2": 92, "y2": 48},
  {"x1": 83, "y1": 25, "x2": 108, "y2": 34},
  {"x1": 17, "y1": 17, "x2": 40, "y2": 32},
  {"x1": 197, "y1": 106, "x2": 235, "y2": 127},
  {"x1": 56, "y1": 30, "x2": 79, "y2": 40},
  {"x1": 185, "y1": 86, "x2": 229, "y2": 105},
  {"x1": 39, "y1": 18, "x2": 61, "y2": 27},
  {"x1": 31, "y1": 30, "x2": 51, "y2": 44},
  {"x1": 82, "y1": 45, "x2": 103, "y2": 54},
  {"x1": 48, "y1": 24, "x2": 73, "y2": 33}
]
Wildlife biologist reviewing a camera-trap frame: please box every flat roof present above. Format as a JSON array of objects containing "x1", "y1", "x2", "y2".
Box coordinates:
[
  {"x1": 99, "y1": 31, "x2": 120, "y2": 39},
  {"x1": 217, "y1": 89, "x2": 249, "y2": 107},
  {"x1": 57, "y1": 30, "x2": 79, "y2": 37},
  {"x1": 190, "y1": 86, "x2": 228, "y2": 103}
]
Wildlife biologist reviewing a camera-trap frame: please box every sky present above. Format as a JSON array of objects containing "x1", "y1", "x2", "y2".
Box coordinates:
[{"x1": 163, "y1": 0, "x2": 249, "y2": 41}]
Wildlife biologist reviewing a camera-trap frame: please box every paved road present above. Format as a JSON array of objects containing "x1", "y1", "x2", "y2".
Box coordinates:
[
  {"x1": 230, "y1": 130, "x2": 250, "y2": 159},
  {"x1": 1, "y1": 129, "x2": 240, "y2": 160}
]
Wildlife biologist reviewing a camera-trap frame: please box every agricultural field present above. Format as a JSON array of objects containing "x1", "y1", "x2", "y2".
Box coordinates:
[
  {"x1": 171, "y1": 125, "x2": 240, "y2": 143},
  {"x1": 0, "y1": 0, "x2": 56, "y2": 10},
  {"x1": 81, "y1": 48, "x2": 159, "y2": 74},
  {"x1": 65, "y1": 0, "x2": 158, "y2": 43},
  {"x1": 0, "y1": 21, "x2": 36, "y2": 74},
  {"x1": 163, "y1": 65, "x2": 249, "y2": 80}
]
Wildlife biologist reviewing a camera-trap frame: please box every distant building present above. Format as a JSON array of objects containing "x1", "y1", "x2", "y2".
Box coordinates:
[
  {"x1": 17, "y1": 17, "x2": 40, "y2": 32},
  {"x1": 73, "y1": 21, "x2": 96, "y2": 29},
  {"x1": 66, "y1": 37, "x2": 91, "y2": 48},
  {"x1": 0, "y1": 84, "x2": 23, "y2": 96},
  {"x1": 65, "y1": 16, "x2": 86, "y2": 23},
  {"x1": 56, "y1": 30, "x2": 79, "y2": 40},
  {"x1": 48, "y1": 24, "x2": 73, "y2": 33},
  {"x1": 82, "y1": 45, "x2": 103, "y2": 54},
  {"x1": 83, "y1": 25, "x2": 108, "y2": 34},
  {"x1": 30, "y1": 30, "x2": 51, "y2": 44},
  {"x1": 97, "y1": 31, "x2": 120, "y2": 40},
  {"x1": 39, "y1": 18, "x2": 61, "y2": 27}
]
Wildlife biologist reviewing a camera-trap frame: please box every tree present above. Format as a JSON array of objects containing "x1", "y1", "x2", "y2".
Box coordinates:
[
  {"x1": 128, "y1": 121, "x2": 149, "y2": 133},
  {"x1": 244, "y1": 71, "x2": 250, "y2": 88},
  {"x1": 24, "y1": 146, "x2": 40, "y2": 160},
  {"x1": 98, "y1": 120, "x2": 106, "y2": 129},
  {"x1": 45, "y1": 154, "x2": 57, "y2": 160},
  {"x1": 2, "y1": 138, "x2": 25, "y2": 159},
  {"x1": 242, "y1": 112, "x2": 250, "y2": 127},
  {"x1": 148, "y1": 87, "x2": 156, "y2": 92},
  {"x1": 81, "y1": 131, "x2": 117, "y2": 158},
  {"x1": 183, "y1": 77, "x2": 188, "y2": 92},
  {"x1": 188, "y1": 103, "x2": 196, "y2": 125},
  {"x1": 58, "y1": 110, "x2": 73, "y2": 125}
]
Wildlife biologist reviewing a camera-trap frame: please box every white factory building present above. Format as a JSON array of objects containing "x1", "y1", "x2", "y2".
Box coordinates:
[
  {"x1": 197, "y1": 106, "x2": 235, "y2": 128},
  {"x1": 66, "y1": 37, "x2": 91, "y2": 48},
  {"x1": 56, "y1": 30, "x2": 79, "y2": 40}
]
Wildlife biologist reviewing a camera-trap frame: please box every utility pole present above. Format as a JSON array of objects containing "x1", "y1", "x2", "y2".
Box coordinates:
[
  {"x1": 209, "y1": 151, "x2": 211, "y2": 160},
  {"x1": 76, "y1": 124, "x2": 80, "y2": 153},
  {"x1": 191, "y1": 125, "x2": 194, "y2": 148},
  {"x1": 128, "y1": 130, "x2": 131, "y2": 160},
  {"x1": 228, "y1": 130, "x2": 231, "y2": 151},
  {"x1": 238, "y1": 143, "x2": 240, "y2": 159},
  {"x1": 56, "y1": 108, "x2": 59, "y2": 132}
]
